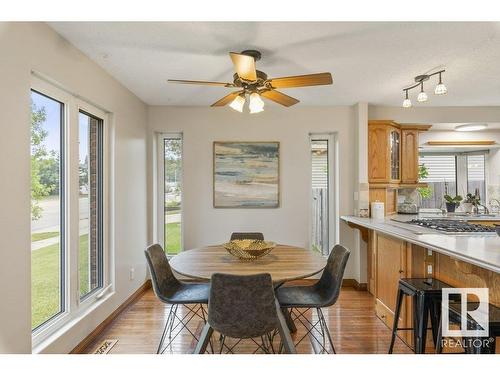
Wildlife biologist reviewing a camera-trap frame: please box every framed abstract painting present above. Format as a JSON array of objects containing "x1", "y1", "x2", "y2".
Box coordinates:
[{"x1": 213, "y1": 141, "x2": 280, "y2": 208}]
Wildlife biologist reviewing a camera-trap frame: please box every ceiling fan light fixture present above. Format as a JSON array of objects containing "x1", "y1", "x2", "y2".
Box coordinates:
[
  {"x1": 229, "y1": 94, "x2": 245, "y2": 112},
  {"x1": 249, "y1": 92, "x2": 264, "y2": 114}
]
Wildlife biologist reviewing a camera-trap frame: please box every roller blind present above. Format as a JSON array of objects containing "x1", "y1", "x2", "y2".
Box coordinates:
[
  {"x1": 418, "y1": 154, "x2": 457, "y2": 183},
  {"x1": 311, "y1": 141, "x2": 328, "y2": 189}
]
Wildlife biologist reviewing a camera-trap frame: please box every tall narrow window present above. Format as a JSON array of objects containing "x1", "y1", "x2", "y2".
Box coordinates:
[
  {"x1": 30, "y1": 90, "x2": 65, "y2": 330},
  {"x1": 467, "y1": 154, "x2": 486, "y2": 203},
  {"x1": 310, "y1": 138, "x2": 330, "y2": 256},
  {"x1": 79, "y1": 111, "x2": 104, "y2": 299},
  {"x1": 163, "y1": 136, "x2": 182, "y2": 255}
]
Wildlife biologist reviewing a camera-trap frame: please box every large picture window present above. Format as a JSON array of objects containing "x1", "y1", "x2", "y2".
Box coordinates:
[{"x1": 31, "y1": 77, "x2": 108, "y2": 342}]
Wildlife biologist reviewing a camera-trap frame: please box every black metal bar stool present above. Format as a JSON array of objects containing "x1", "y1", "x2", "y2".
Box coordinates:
[
  {"x1": 388, "y1": 278, "x2": 452, "y2": 354},
  {"x1": 438, "y1": 301, "x2": 500, "y2": 354}
]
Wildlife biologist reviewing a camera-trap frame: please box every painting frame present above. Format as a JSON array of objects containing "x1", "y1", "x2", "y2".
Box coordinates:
[{"x1": 213, "y1": 141, "x2": 280, "y2": 208}]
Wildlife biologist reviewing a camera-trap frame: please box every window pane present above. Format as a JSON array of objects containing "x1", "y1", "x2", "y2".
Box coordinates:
[
  {"x1": 311, "y1": 139, "x2": 329, "y2": 256},
  {"x1": 467, "y1": 155, "x2": 486, "y2": 203},
  {"x1": 418, "y1": 154, "x2": 457, "y2": 209},
  {"x1": 31, "y1": 90, "x2": 64, "y2": 329},
  {"x1": 164, "y1": 138, "x2": 182, "y2": 255},
  {"x1": 79, "y1": 111, "x2": 103, "y2": 298}
]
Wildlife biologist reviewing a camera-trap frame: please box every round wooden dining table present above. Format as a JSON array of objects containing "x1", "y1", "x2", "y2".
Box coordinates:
[{"x1": 169, "y1": 244, "x2": 327, "y2": 283}]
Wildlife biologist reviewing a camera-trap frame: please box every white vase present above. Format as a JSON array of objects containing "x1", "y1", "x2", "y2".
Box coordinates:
[{"x1": 463, "y1": 203, "x2": 473, "y2": 213}]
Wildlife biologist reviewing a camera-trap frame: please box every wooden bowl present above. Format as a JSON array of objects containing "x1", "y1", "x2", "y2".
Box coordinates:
[{"x1": 222, "y1": 240, "x2": 276, "y2": 261}]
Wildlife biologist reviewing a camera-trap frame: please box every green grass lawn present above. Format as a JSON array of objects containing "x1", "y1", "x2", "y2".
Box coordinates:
[
  {"x1": 31, "y1": 231, "x2": 59, "y2": 242},
  {"x1": 165, "y1": 222, "x2": 181, "y2": 254},
  {"x1": 31, "y1": 234, "x2": 89, "y2": 329}
]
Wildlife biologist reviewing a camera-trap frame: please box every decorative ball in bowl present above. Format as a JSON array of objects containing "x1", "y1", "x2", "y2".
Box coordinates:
[{"x1": 222, "y1": 239, "x2": 276, "y2": 261}]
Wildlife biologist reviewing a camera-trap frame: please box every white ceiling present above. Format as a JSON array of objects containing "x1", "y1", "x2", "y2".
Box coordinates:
[{"x1": 49, "y1": 22, "x2": 500, "y2": 107}]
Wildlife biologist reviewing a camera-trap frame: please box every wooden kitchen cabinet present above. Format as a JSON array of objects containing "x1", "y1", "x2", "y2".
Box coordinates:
[
  {"x1": 374, "y1": 234, "x2": 407, "y2": 330},
  {"x1": 368, "y1": 121, "x2": 431, "y2": 214}
]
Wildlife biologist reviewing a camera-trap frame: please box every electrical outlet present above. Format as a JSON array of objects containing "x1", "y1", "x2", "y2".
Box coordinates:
[{"x1": 130, "y1": 267, "x2": 135, "y2": 280}]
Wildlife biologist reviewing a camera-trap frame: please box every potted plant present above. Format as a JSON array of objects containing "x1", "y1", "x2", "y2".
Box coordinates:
[
  {"x1": 444, "y1": 194, "x2": 462, "y2": 213},
  {"x1": 463, "y1": 193, "x2": 479, "y2": 213}
]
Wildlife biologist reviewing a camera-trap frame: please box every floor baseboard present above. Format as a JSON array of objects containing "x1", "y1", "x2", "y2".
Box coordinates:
[
  {"x1": 342, "y1": 278, "x2": 368, "y2": 291},
  {"x1": 70, "y1": 280, "x2": 152, "y2": 354}
]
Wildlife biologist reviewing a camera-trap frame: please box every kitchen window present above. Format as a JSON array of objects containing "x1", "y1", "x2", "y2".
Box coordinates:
[
  {"x1": 31, "y1": 76, "x2": 110, "y2": 346},
  {"x1": 418, "y1": 152, "x2": 488, "y2": 208}
]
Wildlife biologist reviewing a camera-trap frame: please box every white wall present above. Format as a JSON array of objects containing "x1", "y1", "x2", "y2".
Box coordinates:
[
  {"x1": 0, "y1": 23, "x2": 148, "y2": 353},
  {"x1": 148, "y1": 106, "x2": 358, "y2": 279}
]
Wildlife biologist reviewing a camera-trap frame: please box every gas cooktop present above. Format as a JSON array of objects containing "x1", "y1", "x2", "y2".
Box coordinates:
[{"x1": 407, "y1": 218, "x2": 495, "y2": 234}]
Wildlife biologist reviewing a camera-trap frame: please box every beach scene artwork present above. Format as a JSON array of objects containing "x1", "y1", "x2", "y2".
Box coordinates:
[{"x1": 214, "y1": 142, "x2": 279, "y2": 208}]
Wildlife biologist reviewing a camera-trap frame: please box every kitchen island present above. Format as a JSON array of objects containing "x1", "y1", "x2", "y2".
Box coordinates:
[{"x1": 341, "y1": 214, "x2": 500, "y2": 349}]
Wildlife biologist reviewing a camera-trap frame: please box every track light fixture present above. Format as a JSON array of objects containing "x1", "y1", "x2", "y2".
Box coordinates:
[
  {"x1": 402, "y1": 90, "x2": 412, "y2": 108},
  {"x1": 402, "y1": 69, "x2": 447, "y2": 108}
]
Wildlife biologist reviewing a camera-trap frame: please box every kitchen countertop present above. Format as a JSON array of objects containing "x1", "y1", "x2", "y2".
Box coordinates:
[{"x1": 341, "y1": 214, "x2": 500, "y2": 274}]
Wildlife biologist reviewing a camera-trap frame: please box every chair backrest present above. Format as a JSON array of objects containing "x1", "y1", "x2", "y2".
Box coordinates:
[
  {"x1": 315, "y1": 244, "x2": 351, "y2": 306},
  {"x1": 144, "y1": 244, "x2": 180, "y2": 301},
  {"x1": 208, "y1": 273, "x2": 278, "y2": 339},
  {"x1": 230, "y1": 232, "x2": 264, "y2": 241}
]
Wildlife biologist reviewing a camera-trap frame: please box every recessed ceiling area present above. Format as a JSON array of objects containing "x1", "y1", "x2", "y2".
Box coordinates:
[
  {"x1": 429, "y1": 123, "x2": 500, "y2": 131},
  {"x1": 49, "y1": 22, "x2": 500, "y2": 106}
]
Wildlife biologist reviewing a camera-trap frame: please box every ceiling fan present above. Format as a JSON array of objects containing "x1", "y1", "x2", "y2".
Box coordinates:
[{"x1": 168, "y1": 50, "x2": 333, "y2": 113}]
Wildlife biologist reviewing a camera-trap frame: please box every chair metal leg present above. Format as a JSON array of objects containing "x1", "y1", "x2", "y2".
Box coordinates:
[
  {"x1": 275, "y1": 301, "x2": 297, "y2": 354},
  {"x1": 157, "y1": 305, "x2": 174, "y2": 354},
  {"x1": 388, "y1": 288, "x2": 404, "y2": 354},
  {"x1": 281, "y1": 307, "x2": 297, "y2": 333},
  {"x1": 317, "y1": 308, "x2": 336, "y2": 354},
  {"x1": 414, "y1": 293, "x2": 428, "y2": 354},
  {"x1": 193, "y1": 323, "x2": 214, "y2": 354}
]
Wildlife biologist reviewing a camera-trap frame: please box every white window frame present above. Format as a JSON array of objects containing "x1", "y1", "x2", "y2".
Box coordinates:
[
  {"x1": 156, "y1": 132, "x2": 184, "y2": 255},
  {"x1": 31, "y1": 75, "x2": 112, "y2": 348},
  {"x1": 308, "y1": 132, "x2": 339, "y2": 255}
]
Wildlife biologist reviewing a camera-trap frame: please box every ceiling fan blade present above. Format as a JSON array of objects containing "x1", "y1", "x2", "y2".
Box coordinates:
[
  {"x1": 268, "y1": 72, "x2": 333, "y2": 88},
  {"x1": 260, "y1": 90, "x2": 300, "y2": 107},
  {"x1": 210, "y1": 91, "x2": 243, "y2": 107},
  {"x1": 168, "y1": 79, "x2": 233, "y2": 87},
  {"x1": 229, "y1": 52, "x2": 257, "y2": 81}
]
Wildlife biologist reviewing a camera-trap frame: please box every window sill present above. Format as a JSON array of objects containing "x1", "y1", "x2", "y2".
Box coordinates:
[{"x1": 32, "y1": 290, "x2": 115, "y2": 353}]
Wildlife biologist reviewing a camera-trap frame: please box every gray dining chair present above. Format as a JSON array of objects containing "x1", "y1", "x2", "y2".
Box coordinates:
[
  {"x1": 145, "y1": 244, "x2": 211, "y2": 354},
  {"x1": 194, "y1": 273, "x2": 296, "y2": 354},
  {"x1": 230, "y1": 232, "x2": 264, "y2": 241},
  {"x1": 276, "y1": 244, "x2": 350, "y2": 354}
]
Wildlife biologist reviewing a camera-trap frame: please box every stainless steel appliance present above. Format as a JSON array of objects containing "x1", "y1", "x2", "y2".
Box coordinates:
[{"x1": 406, "y1": 218, "x2": 495, "y2": 234}]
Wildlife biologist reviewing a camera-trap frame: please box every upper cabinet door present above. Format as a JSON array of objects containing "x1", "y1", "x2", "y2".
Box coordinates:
[
  {"x1": 368, "y1": 123, "x2": 391, "y2": 182},
  {"x1": 401, "y1": 129, "x2": 419, "y2": 184}
]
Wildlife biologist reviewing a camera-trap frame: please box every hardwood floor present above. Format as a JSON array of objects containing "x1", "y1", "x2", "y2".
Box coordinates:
[{"x1": 82, "y1": 286, "x2": 412, "y2": 354}]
